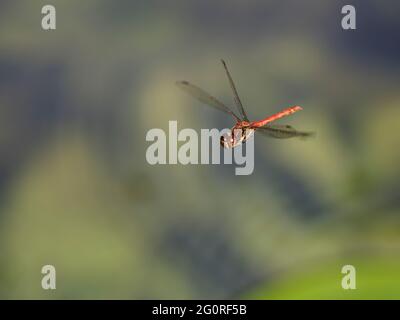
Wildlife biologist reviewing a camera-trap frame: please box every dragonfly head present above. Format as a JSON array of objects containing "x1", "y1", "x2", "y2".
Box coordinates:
[{"x1": 220, "y1": 127, "x2": 255, "y2": 149}]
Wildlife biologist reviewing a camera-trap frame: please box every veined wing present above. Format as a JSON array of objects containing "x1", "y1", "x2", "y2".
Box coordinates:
[
  {"x1": 221, "y1": 59, "x2": 249, "y2": 122},
  {"x1": 176, "y1": 81, "x2": 240, "y2": 121},
  {"x1": 256, "y1": 124, "x2": 315, "y2": 139}
]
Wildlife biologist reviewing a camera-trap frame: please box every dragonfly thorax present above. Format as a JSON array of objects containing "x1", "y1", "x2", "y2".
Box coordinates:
[{"x1": 220, "y1": 124, "x2": 255, "y2": 149}]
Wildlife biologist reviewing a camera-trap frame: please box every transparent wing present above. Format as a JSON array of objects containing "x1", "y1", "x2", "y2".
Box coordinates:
[
  {"x1": 256, "y1": 124, "x2": 315, "y2": 139},
  {"x1": 176, "y1": 81, "x2": 240, "y2": 121},
  {"x1": 221, "y1": 59, "x2": 249, "y2": 121}
]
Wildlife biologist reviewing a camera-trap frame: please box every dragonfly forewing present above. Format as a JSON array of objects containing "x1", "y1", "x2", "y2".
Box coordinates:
[
  {"x1": 176, "y1": 81, "x2": 240, "y2": 121},
  {"x1": 221, "y1": 59, "x2": 249, "y2": 122}
]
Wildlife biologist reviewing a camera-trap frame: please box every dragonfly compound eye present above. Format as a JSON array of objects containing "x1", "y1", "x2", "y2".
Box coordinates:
[
  {"x1": 220, "y1": 135, "x2": 228, "y2": 147},
  {"x1": 220, "y1": 133, "x2": 234, "y2": 148}
]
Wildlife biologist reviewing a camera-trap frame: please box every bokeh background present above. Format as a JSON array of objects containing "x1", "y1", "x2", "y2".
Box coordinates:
[{"x1": 0, "y1": 0, "x2": 399, "y2": 299}]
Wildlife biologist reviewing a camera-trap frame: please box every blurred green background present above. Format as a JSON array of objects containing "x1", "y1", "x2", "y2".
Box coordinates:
[{"x1": 0, "y1": 0, "x2": 399, "y2": 299}]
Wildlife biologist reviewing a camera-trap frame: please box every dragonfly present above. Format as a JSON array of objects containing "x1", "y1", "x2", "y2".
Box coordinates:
[{"x1": 176, "y1": 59, "x2": 314, "y2": 148}]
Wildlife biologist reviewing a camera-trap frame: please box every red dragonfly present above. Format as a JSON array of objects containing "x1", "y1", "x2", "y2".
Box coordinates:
[{"x1": 176, "y1": 59, "x2": 314, "y2": 148}]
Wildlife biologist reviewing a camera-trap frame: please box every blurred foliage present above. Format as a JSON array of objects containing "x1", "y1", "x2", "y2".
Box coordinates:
[
  {"x1": 0, "y1": 0, "x2": 399, "y2": 299},
  {"x1": 247, "y1": 257, "x2": 400, "y2": 299}
]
